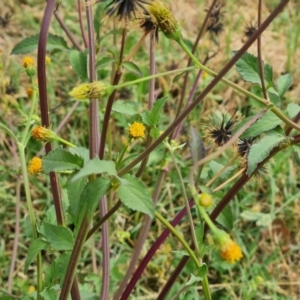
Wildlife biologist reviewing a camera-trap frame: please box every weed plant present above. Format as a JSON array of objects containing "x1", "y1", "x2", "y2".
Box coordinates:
[{"x1": 1, "y1": 0, "x2": 300, "y2": 299}]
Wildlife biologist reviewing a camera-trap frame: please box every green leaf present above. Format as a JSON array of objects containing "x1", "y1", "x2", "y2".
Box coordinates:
[
  {"x1": 149, "y1": 127, "x2": 160, "y2": 139},
  {"x1": 189, "y1": 127, "x2": 205, "y2": 166},
  {"x1": 11, "y1": 34, "x2": 69, "y2": 55},
  {"x1": 42, "y1": 147, "x2": 84, "y2": 174},
  {"x1": 217, "y1": 204, "x2": 233, "y2": 230},
  {"x1": 45, "y1": 253, "x2": 70, "y2": 287},
  {"x1": 80, "y1": 177, "x2": 111, "y2": 220},
  {"x1": 67, "y1": 176, "x2": 87, "y2": 226},
  {"x1": 141, "y1": 97, "x2": 167, "y2": 126},
  {"x1": 117, "y1": 174, "x2": 155, "y2": 218},
  {"x1": 286, "y1": 103, "x2": 300, "y2": 119},
  {"x1": 25, "y1": 239, "x2": 48, "y2": 271},
  {"x1": 112, "y1": 100, "x2": 139, "y2": 116},
  {"x1": 185, "y1": 273, "x2": 203, "y2": 286},
  {"x1": 40, "y1": 287, "x2": 57, "y2": 300},
  {"x1": 241, "y1": 111, "x2": 282, "y2": 138},
  {"x1": 198, "y1": 264, "x2": 208, "y2": 278},
  {"x1": 69, "y1": 50, "x2": 88, "y2": 81},
  {"x1": 40, "y1": 222, "x2": 74, "y2": 251},
  {"x1": 247, "y1": 131, "x2": 286, "y2": 175},
  {"x1": 232, "y1": 51, "x2": 273, "y2": 87},
  {"x1": 122, "y1": 61, "x2": 142, "y2": 76},
  {"x1": 71, "y1": 158, "x2": 117, "y2": 182},
  {"x1": 173, "y1": 71, "x2": 188, "y2": 83},
  {"x1": 277, "y1": 74, "x2": 293, "y2": 98},
  {"x1": 69, "y1": 147, "x2": 90, "y2": 165},
  {"x1": 293, "y1": 145, "x2": 300, "y2": 159},
  {"x1": 96, "y1": 57, "x2": 116, "y2": 69}
]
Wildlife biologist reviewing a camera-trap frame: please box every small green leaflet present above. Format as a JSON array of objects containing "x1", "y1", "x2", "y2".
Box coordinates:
[
  {"x1": 71, "y1": 158, "x2": 117, "y2": 182},
  {"x1": 80, "y1": 177, "x2": 111, "y2": 220},
  {"x1": 293, "y1": 145, "x2": 300, "y2": 160},
  {"x1": 112, "y1": 100, "x2": 139, "y2": 116},
  {"x1": 40, "y1": 287, "x2": 57, "y2": 300},
  {"x1": 141, "y1": 97, "x2": 167, "y2": 127},
  {"x1": 96, "y1": 57, "x2": 116, "y2": 69},
  {"x1": 25, "y1": 239, "x2": 48, "y2": 271},
  {"x1": 42, "y1": 147, "x2": 84, "y2": 174},
  {"x1": 217, "y1": 204, "x2": 233, "y2": 230},
  {"x1": 39, "y1": 222, "x2": 74, "y2": 251},
  {"x1": 69, "y1": 147, "x2": 90, "y2": 165},
  {"x1": 117, "y1": 174, "x2": 155, "y2": 218},
  {"x1": 247, "y1": 131, "x2": 286, "y2": 176},
  {"x1": 241, "y1": 111, "x2": 282, "y2": 138},
  {"x1": 122, "y1": 61, "x2": 143, "y2": 76},
  {"x1": 277, "y1": 74, "x2": 293, "y2": 99},
  {"x1": 286, "y1": 103, "x2": 300, "y2": 119},
  {"x1": 11, "y1": 34, "x2": 69, "y2": 55},
  {"x1": 232, "y1": 51, "x2": 273, "y2": 87},
  {"x1": 69, "y1": 50, "x2": 88, "y2": 82}
]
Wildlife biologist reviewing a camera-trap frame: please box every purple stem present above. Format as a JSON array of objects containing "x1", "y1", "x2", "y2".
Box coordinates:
[{"x1": 120, "y1": 200, "x2": 195, "y2": 300}]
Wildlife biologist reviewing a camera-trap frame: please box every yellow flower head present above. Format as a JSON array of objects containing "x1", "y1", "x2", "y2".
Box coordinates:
[
  {"x1": 129, "y1": 122, "x2": 146, "y2": 139},
  {"x1": 213, "y1": 229, "x2": 243, "y2": 263},
  {"x1": 69, "y1": 81, "x2": 113, "y2": 100},
  {"x1": 147, "y1": 1, "x2": 181, "y2": 41},
  {"x1": 28, "y1": 157, "x2": 43, "y2": 175},
  {"x1": 31, "y1": 126, "x2": 56, "y2": 142},
  {"x1": 45, "y1": 56, "x2": 51, "y2": 65},
  {"x1": 23, "y1": 57, "x2": 35, "y2": 68}
]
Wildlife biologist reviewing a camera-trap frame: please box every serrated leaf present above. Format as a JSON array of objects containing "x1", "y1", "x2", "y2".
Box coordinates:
[
  {"x1": 190, "y1": 127, "x2": 205, "y2": 166},
  {"x1": 277, "y1": 74, "x2": 293, "y2": 98},
  {"x1": 67, "y1": 176, "x2": 87, "y2": 226},
  {"x1": 11, "y1": 34, "x2": 69, "y2": 55},
  {"x1": 122, "y1": 61, "x2": 142, "y2": 76},
  {"x1": 185, "y1": 274, "x2": 203, "y2": 286},
  {"x1": 247, "y1": 131, "x2": 286, "y2": 175},
  {"x1": 40, "y1": 222, "x2": 74, "y2": 251},
  {"x1": 69, "y1": 147, "x2": 90, "y2": 165},
  {"x1": 45, "y1": 253, "x2": 70, "y2": 288},
  {"x1": 117, "y1": 174, "x2": 154, "y2": 218},
  {"x1": 25, "y1": 239, "x2": 48, "y2": 271},
  {"x1": 198, "y1": 264, "x2": 208, "y2": 278},
  {"x1": 286, "y1": 103, "x2": 300, "y2": 119},
  {"x1": 71, "y1": 158, "x2": 117, "y2": 182},
  {"x1": 216, "y1": 204, "x2": 233, "y2": 230},
  {"x1": 69, "y1": 50, "x2": 88, "y2": 81},
  {"x1": 150, "y1": 127, "x2": 160, "y2": 138},
  {"x1": 40, "y1": 287, "x2": 57, "y2": 300},
  {"x1": 112, "y1": 100, "x2": 139, "y2": 116},
  {"x1": 141, "y1": 97, "x2": 167, "y2": 126},
  {"x1": 241, "y1": 111, "x2": 282, "y2": 138},
  {"x1": 96, "y1": 57, "x2": 116, "y2": 69},
  {"x1": 232, "y1": 51, "x2": 273, "y2": 87},
  {"x1": 42, "y1": 147, "x2": 84, "y2": 174},
  {"x1": 81, "y1": 177, "x2": 111, "y2": 220}
]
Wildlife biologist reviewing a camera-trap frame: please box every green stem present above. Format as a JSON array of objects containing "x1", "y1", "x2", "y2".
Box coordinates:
[
  {"x1": 177, "y1": 38, "x2": 300, "y2": 132},
  {"x1": 56, "y1": 136, "x2": 77, "y2": 148},
  {"x1": 21, "y1": 81, "x2": 38, "y2": 146},
  {"x1": 155, "y1": 211, "x2": 199, "y2": 267},
  {"x1": 18, "y1": 144, "x2": 43, "y2": 297},
  {"x1": 168, "y1": 149, "x2": 202, "y2": 260},
  {"x1": 155, "y1": 211, "x2": 211, "y2": 300},
  {"x1": 114, "y1": 66, "x2": 196, "y2": 90}
]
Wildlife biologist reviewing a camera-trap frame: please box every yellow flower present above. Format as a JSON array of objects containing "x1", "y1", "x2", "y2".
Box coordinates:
[
  {"x1": 28, "y1": 157, "x2": 43, "y2": 174},
  {"x1": 31, "y1": 126, "x2": 56, "y2": 142},
  {"x1": 129, "y1": 122, "x2": 146, "y2": 138},
  {"x1": 69, "y1": 81, "x2": 113, "y2": 100},
  {"x1": 45, "y1": 56, "x2": 51, "y2": 65},
  {"x1": 213, "y1": 229, "x2": 243, "y2": 263},
  {"x1": 147, "y1": 1, "x2": 181, "y2": 41},
  {"x1": 23, "y1": 56, "x2": 34, "y2": 68}
]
